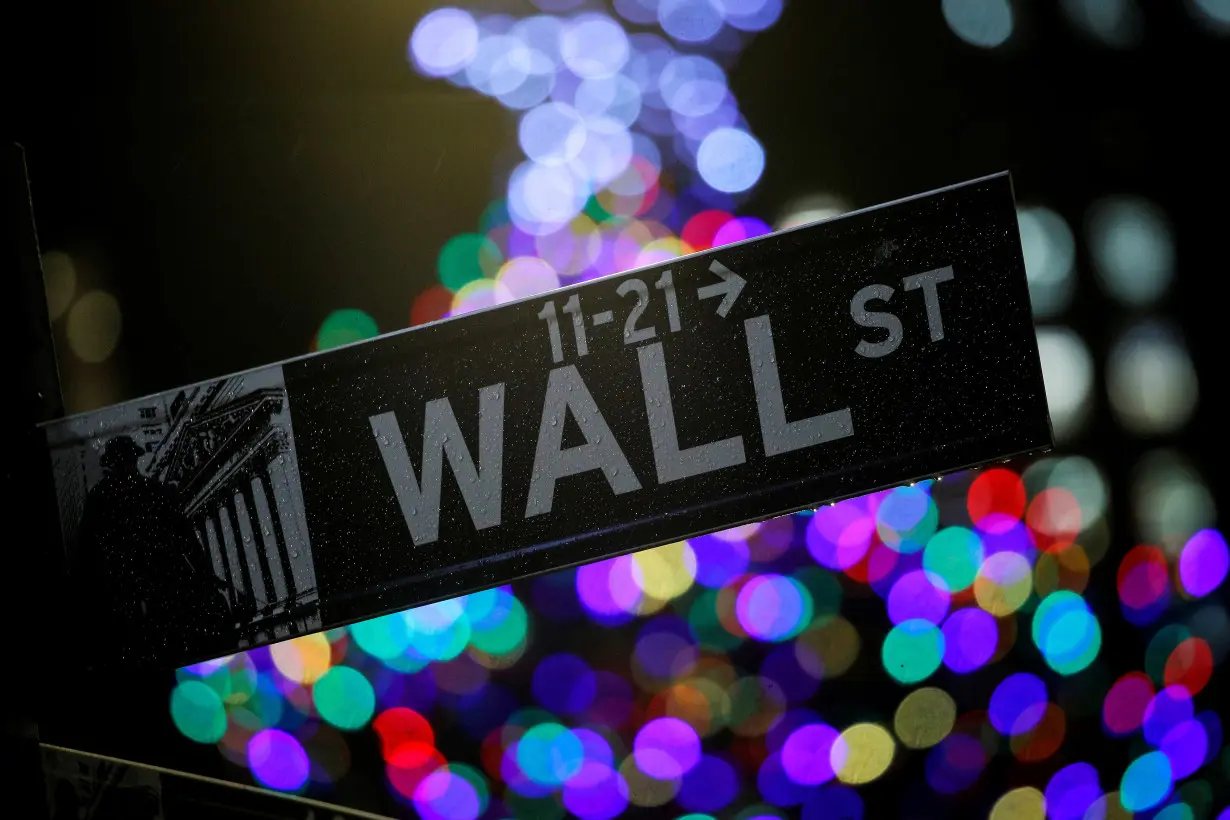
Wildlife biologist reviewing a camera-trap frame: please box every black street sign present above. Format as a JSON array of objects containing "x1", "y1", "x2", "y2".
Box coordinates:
[{"x1": 39, "y1": 172, "x2": 1051, "y2": 670}]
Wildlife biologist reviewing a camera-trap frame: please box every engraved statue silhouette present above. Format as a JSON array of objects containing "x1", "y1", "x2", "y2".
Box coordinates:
[
  {"x1": 52, "y1": 369, "x2": 321, "y2": 667},
  {"x1": 76, "y1": 435, "x2": 230, "y2": 662}
]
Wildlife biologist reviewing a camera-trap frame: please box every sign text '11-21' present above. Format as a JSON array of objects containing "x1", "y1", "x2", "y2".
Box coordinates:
[{"x1": 40, "y1": 172, "x2": 1050, "y2": 669}]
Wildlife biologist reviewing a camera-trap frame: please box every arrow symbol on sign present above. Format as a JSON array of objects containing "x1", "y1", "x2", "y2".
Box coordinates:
[{"x1": 697, "y1": 260, "x2": 746, "y2": 318}]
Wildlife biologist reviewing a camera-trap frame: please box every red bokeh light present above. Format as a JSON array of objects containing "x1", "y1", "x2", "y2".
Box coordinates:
[
  {"x1": 373, "y1": 707, "x2": 435, "y2": 762},
  {"x1": 1025, "y1": 488, "x2": 1082, "y2": 552},
  {"x1": 681, "y1": 209, "x2": 733, "y2": 252},
  {"x1": 1117, "y1": 545, "x2": 1171, "y2": 610},
  {"x1": 411, "y1": 285, "x2": 455, "y2": 327},
  {"x1": 967, "y1": 468, "x2": 1026, "y2": 532},
  {"x1": 385, "y1": 741, "x2": 446, "y2": 798},
  {"x1": 1102, "y1": 671, "x2": 1155, "y2": 736},
  {"x1": 1164, "y1": 637, "x2": 1213, "y2": 696}
]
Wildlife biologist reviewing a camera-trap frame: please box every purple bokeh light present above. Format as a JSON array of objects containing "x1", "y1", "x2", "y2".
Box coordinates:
[{"x1": 633, "y1": 717, "x2": 702, "y2": 779}]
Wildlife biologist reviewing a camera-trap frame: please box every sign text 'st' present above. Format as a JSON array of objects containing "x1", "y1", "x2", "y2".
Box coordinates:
[{"x1": 40, "y1": 173, "x2": 1051, "y2": 670}]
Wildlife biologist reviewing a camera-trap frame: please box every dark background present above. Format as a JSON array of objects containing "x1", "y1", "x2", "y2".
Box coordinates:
[{"x1": 5, "y1": 0, "x2": 1227, "y2": 817}]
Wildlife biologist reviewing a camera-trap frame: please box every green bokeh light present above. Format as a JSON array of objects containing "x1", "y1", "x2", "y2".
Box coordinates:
[
  {"x1": 171, "y1": 679, "x2": 227, "y2": 744},
  {"x1": 448, "y1": 762, "x2": 492, "y2": 815},
  {"x1": 1177, "y1": 780, "x2": 1213, "y2": 820},
  {"x1": 312, "y1": 666, "x2": 376, "y2": 731},
  {"x1": 351, "y1": 612, "x2": 413, "y2": 660},
  {"x1": 1032, "y1": 590, "x2": 1102, "y2": 676},
  {"x1": 242, "y1": 674, "x2": 285, "y2": 729},
  {"x1": 792, "y1": 565, "x2": 843, "y2": 624},
  {"x1": 583, "y1": 195, "x2": 615, "y2": 224},
  {"x1": 877, "y1": 485, "x2": 939, "y2": 553},
  {"x1": 516, "y1": 722, "x2": 584, "y2": 787},
  {"x1": 882, "y1": 619, "x2": 946, "y2": 684},
  {"x1": 687, "y1": 588, "x2": 744, "y2": 652},
  {"x1": 469, "y1": 595, "x2": 527, "y2": 656},
  {"x1": 316, "y1": 308, "x2": 379, "y2": 351},
  {"x1": 503, "y1": 791, "x2": 566, "y2": 820},
  {"x1": 479, "y1": 199, "x2": 510, "y2": 234},
  {"x1": 923, "y1": 526, "x2": 985, "y2": 592},
  {"x1": 438, "y1": 233, "x2": 502, "y2": 292},
  {"x1": 1144, "y1": 623, "x2": 1192, "y2": 687}
]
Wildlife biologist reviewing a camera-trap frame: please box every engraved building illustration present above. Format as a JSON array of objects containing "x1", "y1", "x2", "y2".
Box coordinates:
[{"x1": 45, "y1": 366, "x2": 320, "y2": 664}]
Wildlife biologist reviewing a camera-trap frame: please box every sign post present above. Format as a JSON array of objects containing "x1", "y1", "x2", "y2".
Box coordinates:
[{"x1": 39, "y1": 172, "x2": 1051, "y2": 671}]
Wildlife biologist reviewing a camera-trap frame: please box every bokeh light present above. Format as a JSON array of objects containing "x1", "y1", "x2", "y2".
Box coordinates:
[
  {"x1": 1046, "y1": 763, "x2": 1101, "y2": 820},
  {"x1": 1032, "y1": 590, "x2": 1101, "y2": 675},
  {"x1": 1035, "y1": 326, "x2": 1094, "y2": 441},
  {"x1": 831, "y1": 723, "x2": 895, "y2": 785},
  {"x1": 942, "y1": 0, "x2": 1014, "y2": 48},
  {"x1": 696, "y1": 128, "x2": 765, "y2": 193},
  {"x1": 1016, "y1": 206, "x2": 1076, "y2": 319},
  {"x1": 41, "y1": 250, "x2": 78, "y2": 321},
  {"x1": 248, "y1": 729, "x2": 310, "y2": 792},
  {"x1": 1087, "y1": 196, "x2": 1175, "y2": 306},
  {"x1": 1120, "y1": 750, "x2": 1173, "y2": 812},
  {"x1": 1190, "y1": 0, "x2": 1230, "y2": 32},
  {"x1": 882, "y1": 619, "x2": 945, "y2": 684},
  {"x1": 1106, "y1": 320, "x2": 1200, "y2": 436},
  {"x1": 894, "y1": 687, "x2": 957, "y2": 750},
  {"x1": 157, "y1": 7, "x2": 1230, "y2": 817},
  {"x1": 989, "y1": 673, "x2": 1047, "y2": 736},
  {"x1": 315, "y1": 308, "x2": 379, "y2": 351},
  {"x1": 410, "y1": 8, "x2": 480, "y2": 77},
  {"x1": 1180, "y1": 530, "x2": 1229, "y2": 598},
  {"x1": 66, "y1": 289, "x2": 122, "y2": 363},
  {"x1": 1061, "y1": 0, "x2": 1144, "y2": 49}
]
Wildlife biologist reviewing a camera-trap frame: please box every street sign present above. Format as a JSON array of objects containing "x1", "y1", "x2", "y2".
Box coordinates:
[{"x1": 39, "y1": 172, "x2": 1051, "y2": 670}]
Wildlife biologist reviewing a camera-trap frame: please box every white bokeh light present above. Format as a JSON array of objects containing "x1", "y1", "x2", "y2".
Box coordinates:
[
  {"x1": 410, "y1": 8, "x2": 480, "y2": 77},
  {"x1": 1133, "y1": 450, "x2": 1218, "y2": 554},
  {"x1": 1017, "y1": 206, "x2": 1076, "y2": 319},
  {"x1": 508, "y1": 161, "x2": 590, "y2": 235},
  {"x1": 696, "y1": 127, "x2": 765, "y2": 193},
  {"x1": 776, "y1": 194, "x2": 849, "y2": 231},
  {"x1": 659, "y1": 0, "x2": 725, "y2": 44},
  {"x1": 1023, "y1": 455, "x2": 1110, "y2": 525},
  {"x1": 942, "y1": 0, "x2": 1014, "y2": 48},
  {"x1": 519, "y1": 102, "x2": 587, "y2": 166},
  {"x1": 561, "y1": 14, "x2": 630, "y2": 79},
  {"x1": 1087, "y1": 196, "x2": 1175, "y2": 307},
  {"x1": 1189, "y1": 0, "x2": 1230, "y2": 34},
  {"x1": 659, "y1": 55, "x2": 728, "y2": 119},
  {"x1": 1060, "y1": 0, "x2": 1144, "y2": 48},
  {"x1": 1036, "y1": 326, "x2": 1094, "y2": 442},
  {"x1": 1106, "y1": 320, "x2": 1199, "y2": 436}
]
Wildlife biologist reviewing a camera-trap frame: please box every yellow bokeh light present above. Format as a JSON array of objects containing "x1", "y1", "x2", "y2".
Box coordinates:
[
  {"x1": 832, "y1": 723, "x2": 895, "y2": 785},
  {"x1": 893, "y1": 687, "x2": 957, "y2": 749},
  {"x1": 974, "y1": 551, "x2": 1033, "y2": 616},
  {"x1": 270, "y1": 633, "x2": 332, "y2": 685},
  {"x1": 467, "y1": 641, "x2": 526, "y2": 670},
  {"x1": 41, "y1": 250, "x2": 77, "y2": 321},
  {"x1": 989, "y1": 787, "x2": 1045, "y2": 820},
  {"x1": 633, "y1": 541, "x2": 696, "y2": 601},
  {"x1": 660, "y1": 683, "x2": 714, "y2": 736},
  {"x1": 795, "y1": 615, "x2": 860, "y2": 679},
  {"x1": 620, "y1": 755, "x2": 680, "y2": 805},
  {"x1": 1034, "y1": 543, "x2": 1092, "y2": 598},
  {"x1": 681, "y1": 675, "x2": 732, "y2": 735},
  {"x1": 636, "y1": 236, "x2": 692, "y2": 267},
  {"x1": 66, "y1": 289, "x2": 122, "y2": 363},
  {"x1": 1087, "y1": 791, "x2": 1134, "y2": 820}
]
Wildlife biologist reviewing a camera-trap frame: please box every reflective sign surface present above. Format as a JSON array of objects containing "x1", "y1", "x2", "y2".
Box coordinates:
[{"x1": 41, "y1": 172, "x2": 1050, "y2": 670}]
